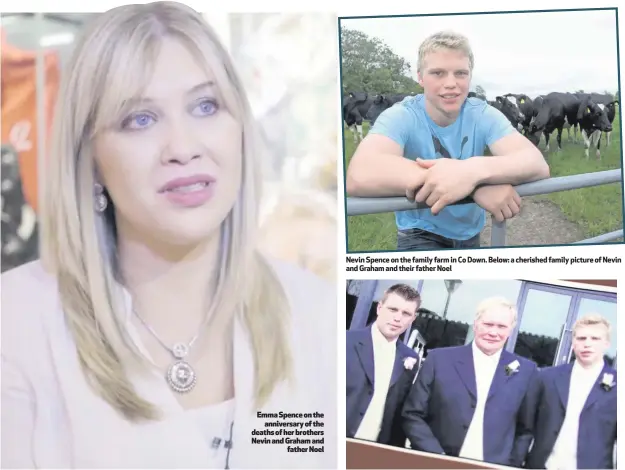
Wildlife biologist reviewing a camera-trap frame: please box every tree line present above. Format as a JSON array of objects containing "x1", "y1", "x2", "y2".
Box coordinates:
[
  {"x1": 340, "y1": 27, "x2": 618, "y2": 102},
  {"x1": 340, "y1": 27, "x2": 423, "y2": 96}
]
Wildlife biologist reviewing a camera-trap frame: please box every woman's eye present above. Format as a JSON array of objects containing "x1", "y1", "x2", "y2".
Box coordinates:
[
  {"x1": 121, "y1": 113, "x2": 155, "y2": 130},
  {"x1": 192, "y1": 99, "x2": 218, "y2": 117}
]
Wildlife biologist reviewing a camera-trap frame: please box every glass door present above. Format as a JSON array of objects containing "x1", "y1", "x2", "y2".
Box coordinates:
[
  {"x1": 509, "y1": 284, "x2": 576, "y2": 368},
  {"x1": 511, "y1": 282, "x2": 617, "y2": 369}
]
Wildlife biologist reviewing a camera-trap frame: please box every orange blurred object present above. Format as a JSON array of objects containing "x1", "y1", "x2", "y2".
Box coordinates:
[{"x1": 1, "y1": 27, "x2": 60, "y2": 212}]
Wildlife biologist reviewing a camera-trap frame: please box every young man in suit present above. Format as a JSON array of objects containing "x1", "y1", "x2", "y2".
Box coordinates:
[
  {"x1": 526, "y1": 314, "x2": 617, "y2": 469},
  {"x1": 346, "y1": 283, "x2": 421, "y2": 447},
  {"x1": 401, "y1": 297, "x2": 538, "y2": 466}
]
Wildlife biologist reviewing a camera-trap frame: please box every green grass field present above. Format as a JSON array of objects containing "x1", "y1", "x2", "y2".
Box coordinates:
[{"x1": 343, "y1": 117, "x2": 623, "y2": 252}]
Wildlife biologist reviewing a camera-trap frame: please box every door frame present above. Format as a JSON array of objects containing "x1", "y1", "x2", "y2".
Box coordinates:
[{"x1": 508, "y1": 281, "x2": 616, "y2": 366}]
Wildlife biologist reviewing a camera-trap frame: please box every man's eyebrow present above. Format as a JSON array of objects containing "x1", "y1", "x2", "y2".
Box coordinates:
[{"x1": 428, "y1": 68, "x2": 470, "y2": 73}]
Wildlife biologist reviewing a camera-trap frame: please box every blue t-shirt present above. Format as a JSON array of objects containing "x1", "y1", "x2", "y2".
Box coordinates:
[{"x1": 367, "y1": 95, "x2": 515, "y2": 240}]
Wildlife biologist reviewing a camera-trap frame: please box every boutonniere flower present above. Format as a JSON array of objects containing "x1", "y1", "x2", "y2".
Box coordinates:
[
  {"x1": 601, "y1": 373, "x2": 615, "y2": 391},
  {"x1": 404, "y1": 357, "x2": 418, "y2": 370},
  {"x1": 505, "y1": 360, "x2": 520, "y2": 376}
]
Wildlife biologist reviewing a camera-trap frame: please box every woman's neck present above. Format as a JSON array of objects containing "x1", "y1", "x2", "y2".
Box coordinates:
[{"x1": 117, "y1": 227, "x2": 221, "y2": 334}]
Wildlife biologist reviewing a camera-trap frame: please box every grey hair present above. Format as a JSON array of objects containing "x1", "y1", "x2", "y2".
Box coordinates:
[{"x1": 474, "y1": 297, "x2": 518, "y2": 327}]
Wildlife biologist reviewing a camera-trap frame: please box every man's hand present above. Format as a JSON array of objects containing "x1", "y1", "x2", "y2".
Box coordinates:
[
  {"x1": 405, "y1": 158, "x2": 481, "y2": 215},
  {"x1": 472, "y1": 184, "x2": 521, "y2": 222}
]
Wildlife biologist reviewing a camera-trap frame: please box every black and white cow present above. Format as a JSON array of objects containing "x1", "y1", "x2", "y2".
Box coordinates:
[
  {"x1": 586, "y1": 92, "x2": 619, "y2": 147},
  {"x1": 570, "y1": 93, "x2": 613, "y2": 160},
  {"x1": 1, "y1": 144, "x2": 39, "y2": 273},
  {"x1": 531, "y1": 92, "x2": 612, "y2": 158},
  {"x1": 468, "y1": 91, "x2": 486, "y2": 100},
  {"x1": 524, "y1": 95, "x2": 546, "y2": 146},
  {"x1": 364, "y1": 93, "x2": 414, "y2": 126},
  {"x1": 343, "y1": 91, "x2": 373, "y2": 143},
  {"x1": 488, "y1": 96, "x2": 523, "y2": 129},
  {"x1": 501, "y1": 93, "x2": 541, "y2": 136},
  {"x1": 529, "y1": 93, "x2": 568, "y2": 152}
]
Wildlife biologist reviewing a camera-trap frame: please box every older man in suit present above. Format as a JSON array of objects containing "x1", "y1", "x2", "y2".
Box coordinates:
[
  {"x1": 346, "y1": 283, "x2": 421, "y2": 447},
  {"x1": 401, "y1": 297, "x2": 538, "y2": 467},
  {"x1": 526, "y1": 314, "x2": 617, "y2": 469}
]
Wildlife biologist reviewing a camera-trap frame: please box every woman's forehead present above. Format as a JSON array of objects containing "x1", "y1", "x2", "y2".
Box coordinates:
[
  {"x1": 137, "y1": 38, "x2": 217, "y2": 100},
  {"x1": 94, "y1": 37, "x2": 225, "y2": 126}
]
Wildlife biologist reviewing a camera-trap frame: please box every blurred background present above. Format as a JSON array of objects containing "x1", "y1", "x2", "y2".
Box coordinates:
[{"x1": 0, "y1": 12, "x2": 338, "y2": 281}]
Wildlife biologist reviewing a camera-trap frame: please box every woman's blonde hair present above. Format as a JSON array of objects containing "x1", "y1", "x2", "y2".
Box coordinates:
[{"x1": 39, "y1": 1, "x2": 292, "y2": 421}]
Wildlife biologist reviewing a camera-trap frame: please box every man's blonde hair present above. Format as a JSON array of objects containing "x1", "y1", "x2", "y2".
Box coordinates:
[
  {"x1": 573, "y1": 314, "x2": 611, "y2": 340},
  {"x1": 475, "y1": 297, "x2": 517, "y2": 326},
  {"x1": 417, "y1": 30, "x2": 474, "y2": 74}
]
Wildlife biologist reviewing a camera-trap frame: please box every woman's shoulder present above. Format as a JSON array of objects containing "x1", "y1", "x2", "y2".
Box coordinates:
[
  {"x1": 2, "y1": 260, "x2": 59, "y2": 358},
  {"x1": 264, "y1": 256, "x2": 335, "y2": 323},
  {"x1": 2, "y1": 259, "x2": 58, "y2": 307},
  {"x1": 265, "y1": 256, "x2": 334, "y2": 298}
]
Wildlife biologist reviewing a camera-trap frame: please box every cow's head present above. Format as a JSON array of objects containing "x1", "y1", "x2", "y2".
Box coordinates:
[
  {"x1": 529, "y1": 99, "x2": 552, "y2": 134},
  {"x1": 495, "y1": 95, "x2": 522, "y2": 127},
  {"x1": 365, "y1": 95, "x2": 391, "y2": 125},
  {"x1": 502, "y1": 93, "x2": 531, "y2": 123},
  {"x1": 604, "y1": 100, "x2": 619, "y2": 116},
  {"x1": 578, "y1": 99, "x2": 612, "y2": 132},
  {"x1": 526, "y1": 128, "x2": 541, "y2": 147}
]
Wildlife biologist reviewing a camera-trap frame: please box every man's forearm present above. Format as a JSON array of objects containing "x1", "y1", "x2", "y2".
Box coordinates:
[
  {"x1": 466, "y1": 149, "x2": 550, "y2": 187},
  {"x1": 346, "y1": 153, "x2": 426, "y2": 197}
]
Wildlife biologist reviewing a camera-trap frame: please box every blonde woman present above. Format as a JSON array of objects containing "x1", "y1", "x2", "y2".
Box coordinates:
[{"x1": 0, "y1": 2, "x2": 336, "y2": 469}]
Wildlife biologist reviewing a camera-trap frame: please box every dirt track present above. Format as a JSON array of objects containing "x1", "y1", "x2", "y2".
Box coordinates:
[{"x1": 480, "y1": 196, "x2": 587, "y2": 247}]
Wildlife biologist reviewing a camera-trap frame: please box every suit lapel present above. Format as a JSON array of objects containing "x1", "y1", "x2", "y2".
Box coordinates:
[
  {"x1": 487, "y1": 350, "x2": 516, "y2": 402},
  {"x1": 355, "y1": 329, "x2": 375, "y2": 385},
  {"x1": 582, "y1": 362, "x2": 614, "y2": 413},
  {"x1": 555, "y1": 363, "x2": 574, "y2": 410},
  {"x1": 453, "y1": 344, "x2": 477, "y2": 399},
  {"x1": 389, "y1": 343, "x2": 405, "y2": 388}
]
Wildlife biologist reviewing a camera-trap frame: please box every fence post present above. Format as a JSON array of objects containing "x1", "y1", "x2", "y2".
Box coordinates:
[{"x1": 491, "y1": 220, "x2": 507, "y2": 247}]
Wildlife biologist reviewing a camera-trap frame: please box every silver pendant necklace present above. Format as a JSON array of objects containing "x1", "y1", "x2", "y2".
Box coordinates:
[{"x1": 132, "y1": 308, "x2": 201, "y2": 393}]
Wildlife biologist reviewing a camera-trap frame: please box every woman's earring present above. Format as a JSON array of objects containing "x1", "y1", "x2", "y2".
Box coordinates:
[{"x1": 94, "y1": 183, "x2": 108, "y2": 212}]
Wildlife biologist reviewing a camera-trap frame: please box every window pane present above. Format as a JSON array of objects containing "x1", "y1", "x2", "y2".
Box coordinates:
[{"x1": 514, "y1": 289, "x2": 572, "y2": 367}]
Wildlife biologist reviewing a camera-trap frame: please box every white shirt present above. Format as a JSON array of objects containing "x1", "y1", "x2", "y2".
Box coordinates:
[
  {"x1": 354, "y1": 323, "x2": 397, "y2": 441},
  {"x1": 458, "y1": 342, "x2": 502, "y2": 461},
  {"x1": 546, "y1": 360, "x2": 604, "y2": 470},
  {"x1": 0, "y1": 258, "x2": 337, "y2": 469},
  {"x1": 187, "y1": 399, "x2": 235, "y2": 469}
]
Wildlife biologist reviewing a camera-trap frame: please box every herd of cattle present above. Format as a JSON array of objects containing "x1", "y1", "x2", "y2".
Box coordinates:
[{"x1": 342, "y1": 90, "x2": 620, "y2": 160}]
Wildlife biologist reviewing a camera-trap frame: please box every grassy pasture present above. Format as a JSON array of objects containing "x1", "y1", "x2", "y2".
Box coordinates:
[{"x1": 343, "y1": 116, "x2": 623, "y2": 252}]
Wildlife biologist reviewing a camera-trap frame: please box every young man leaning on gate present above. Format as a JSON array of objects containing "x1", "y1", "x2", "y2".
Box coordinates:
[{"x1": 345, "y1": 31, "x2": 550, "y2": 251}]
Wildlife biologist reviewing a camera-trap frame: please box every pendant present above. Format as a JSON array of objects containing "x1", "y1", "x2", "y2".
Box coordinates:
[{"x1": 166, "y1": 360, "x2": 197, "y2": 393}]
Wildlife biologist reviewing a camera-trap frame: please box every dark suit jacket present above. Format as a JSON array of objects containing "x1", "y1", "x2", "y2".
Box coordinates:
[
  {"x1": 402, "y1": 343, "x2": 538, "y2": 467},
  {"x1": 526, "y1": 361, "x2": 617, "y2": 469},
  {"x1": 346, "y1": 326, "x2": 420, "y2": 447}
]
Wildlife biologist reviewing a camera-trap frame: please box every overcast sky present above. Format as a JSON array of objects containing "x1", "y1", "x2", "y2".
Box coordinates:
[{"x1": 342, "y1": 9, "x2": 619, "y2": 100}]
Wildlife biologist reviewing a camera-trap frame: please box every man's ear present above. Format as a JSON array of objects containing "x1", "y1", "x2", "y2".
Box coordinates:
[{"x1": 417, "y1": 71, "x2": 424, "y2": 87}]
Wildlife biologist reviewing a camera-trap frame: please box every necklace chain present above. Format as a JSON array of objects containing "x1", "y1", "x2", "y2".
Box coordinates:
[
  {"x1": 132, "y1": 307, "x2": 203, "y2": 393},
  {"x1": 132, "y1": 308, "x2": 202, "y2": 357}
]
